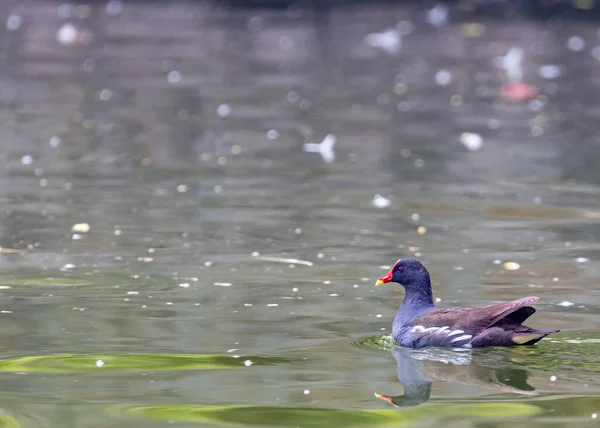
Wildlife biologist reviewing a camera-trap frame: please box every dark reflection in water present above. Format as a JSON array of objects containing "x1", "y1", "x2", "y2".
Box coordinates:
[
  {"x1": 375, "y1": 347, "x2": 535, "y2": 408},
  {"x1": 1, "y1": 1, "x2": 600, "y2": 427}
]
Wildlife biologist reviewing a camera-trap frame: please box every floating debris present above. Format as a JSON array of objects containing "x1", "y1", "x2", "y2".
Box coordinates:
[
  {"x1": 267, "y1": 303, "x2": 279, "y2": 307},
  {"x1": 460, "y1": 132, "x2": 483, "y2": 151},
  {"x1": 71, "y1": 223, "x2": 90, "y2": 233},
  {"x1": 179, "y1": 283, "x2": 190, "y2": 288},
  {"x1": 549, "y1": 375, "x2": 557, "y2": 381},
  {"x1": 6, "y1": 14, "x2": 21, "y2": 31},
  {"x1": 217, "y1": 103, "x2": 231, "y2": 118},
  {"x1": 494, "y1": 47, "x2": 523, "y2": 81},
  {"x1": 303, "y1": 389, "x2": 311, "y2": 395},
  {"x1": 425, "y1": 4, "x2": 448, "y2": 27},
  {"x1": 303, "y1": 133, "x2": 336, "y2": 163},
  {"x1": 244, "y1": 360, "x2": 253, "y2": 367},
  {"x1": 21, "y1": 155, "x2": 33, "y2": 165},
  {"x1": 365, "y1": 28, "x2": 401, "y2": 53},
  {"x1": 96, "y1": 359, "x2": 105, "y2": 367},
  {"x1": 575, "y1": 257, "x2": 589, "y2": 263},
  {"x1": 435, "y1": 69, "x2": 452, "y2": 86},
  {"x1": 258, "y1": 256, "x2": 313, "y2": 267},
  {"x1": 57, "y1": 23, "x2": 78, "y2": 45},
  {"x1": 417, "y1": 226, "x2": 427, "y2": 235},
  {"x1": 503, "y1": 262, "x2": 520, "y2": 271},
  {"x1": 213, "y1": 282, "x2": 232, "y2": 287},
  {"x1": 538, "y1": 65, "x2": 562, "y2": 79},
  {"x1": 558, "y1": 301, "x2": 574, "y2": 307},
  {"x1": 371, "y1": 194, "x2": 391, "y2": 208},
  {"x1": 567, "y1": 36, "x2": 585, "y2": 52},
  {"x1": 499, "y1": 82, "x2": 538, "y2": 102}
]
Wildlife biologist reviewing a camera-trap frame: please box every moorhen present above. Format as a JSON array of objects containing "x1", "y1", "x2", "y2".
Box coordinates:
[{"x1": 376, "y1": 258, "x2": 558, "y2": 348}]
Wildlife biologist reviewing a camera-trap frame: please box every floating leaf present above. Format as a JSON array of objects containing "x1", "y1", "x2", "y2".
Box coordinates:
[{"x1": 0, "y1": 354, "x2": 289, "y2": 374}]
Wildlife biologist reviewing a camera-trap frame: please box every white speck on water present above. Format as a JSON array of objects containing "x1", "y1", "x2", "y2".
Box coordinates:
[
  {"x1": 553, "y1": 277, "x2": 560, "y2": 282},
  {"x1": 247, "y1": 16, "x2": 263, "y2": 31},
  {"x1": 592, "y1": 46, "x2": 600, "y2": 61},
  {"x1": 244, "y1": 360, "x2": 253, "y2": 367},
  {"x1": 292, "y1": 287, "x2": 298, "y2": 292},
  {"x1": 287, "y1": 91, "x2": 300, "y2": 103},
  {"x1": 435, "y1": 297, "x2": 442, "y2": 303},
  {"x1": 549, "y1": 375, "x2": 557, "y2": 381},
  {"x1": 575, "y1": 257, "x2": 589, "y2": 263},
  {"x1": 62, "y1": 263, "x2": 76, "y2": 269},
  {"x1": 167, "y1": 70, "x2": 182, "y2": 83},
  {"x1": 214, "y1": 282, "x2": 232, "y2": 287},
  {"x1": 398, "y1": 21, "x2": 414, "y2": 35},
  {"x1": 528, "y1": 99, "x2": 543, "y2": 112},
  {"x1": 267, "y1": 303, "x2": 279, "y2": 307},
  {"x1": 1, "y1": 310, "x2": 13, "y2": 313},
  {"x1": 204, "y1": 261, "x2": 213, "y2": 267},
  {"x1": 303, "y1": 133, "x2": 336, "y2": 163},
  {"x1": 371, "y1": 194, "x2": 391, "y2": 208},
  {"x1": 460, "y1": 132, "x2": 483, "y2": 151},
  {"x1": 533, "y1": 196, "x2": 542, "y2": 204},
  {"x1": 295, "y1": 228, "x2": 302, "y2": 234},
  {"x1": 328, "y1": 293, "x2": 339, "y2": 297},
  {"x1": 558, "y1": 301, "x2": 574, "y2": 307},
  {"x1": 425, "y1": 4, "x2": 448, "y2": 27},
  {"x1": 21, "y1": 155, "x2": 33, "y2": 165},
  {"x1": 57, "y1": 3, "x2": 73, "y2": 18},
  {"x1": 323, "y1": 280, "x2": 331, "y2": 284},
  {"x1": 227, "y1": 349, "x2": 238, "y2": 353},
  {"x1": 96, "y1": 360, "x2": 105, "y2": 367},
  {"x1": 217, "y1": 103, "x2": 231, "y2": 118},
  {"x1": 303, "y1": 389, "x2": 310, "y2": 395},
  {"x1": 179, "y1": 283, "x2": 190, "y2": 288},
  {"x1": 317, "y1": 253, "x2": 324, "y2": 259},
  {"x1": 592, "y1": 413, "x2": 598, "y2": 419},
  {"x1": 538, "y1": 65, "x2": 561, "y2": 79},
  {"x1": 503, "y1": 261, "x2": 520, "y2": 271},
  {"x1": 365, "y1": 28, "x2": 401, "y2": 53},
  {"x1": 6, "y1": 15, "x2": 21, "y2": 31},
  {"x1": 251, "y1": 251, "x2": 260, "y2": 257},
  {"x1": 278, "y1": 36, "x2": 294, "y2": 50},
  {"x1": 567, "y1": 36, "x2": 585, "y2": 51},
  {"x1": 493, "y1": 260, "x2": 501, "y2": 264},
  {"x1": 166, "y1": 302, "x2": 173, "y2": 305},
  {"x1": 564, "y1": 242, "x2": 572, "y2": 247},
  {"x1": 49, "y1": 136, "x2": 61, "y2": 147},
  {"x1": 376, "y1": 314, "x2": 382, "y2": 318},
  {"x1": 493, "y1": 47, "x2": 523, "y2": 81},
  {"x1": 435, "y1": 69, "x2": 452, "y2": 86},
  {"x1": 266, "y1": 129, "x2": 279, "y2": 140},
  {"x1": 488, "y1": 118, "x2": 500, "y2": 129},
  {"x1": 57, "y1": 23, "x2": 78, "y2": 45},
  {"x1": 127, "y1": 291, "x2": 139, "y2": 295},
  {"x1": 99, "y1": 89, "x2": 112, "y2": 100},
  {"x1": 106, "y1": 0, "x2": 123, "y2": 15},
  {"x1": 411, "y1": 213, "x2": 420, "y2": 221},
  {"x1": 114, "y1": 229, "x2": 122, "y2": 236}
]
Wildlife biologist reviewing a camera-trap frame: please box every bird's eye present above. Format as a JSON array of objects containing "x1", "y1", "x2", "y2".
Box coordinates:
[{"x1": 397, "y1": 267, "x2": 404, "y2": 273}]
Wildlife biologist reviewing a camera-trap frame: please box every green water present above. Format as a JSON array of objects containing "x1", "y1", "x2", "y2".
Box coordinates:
[{"x1": 0, "y1": 1, "x2": 599, "y2": 427}]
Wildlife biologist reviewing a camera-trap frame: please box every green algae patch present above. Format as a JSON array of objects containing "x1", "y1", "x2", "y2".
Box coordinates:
[
  {"x1": 118, "y1": 402, "x2": 540, "y2": 427},
  {"x1": 0, "y1": 353, "x2": 289, "y2": 373}
]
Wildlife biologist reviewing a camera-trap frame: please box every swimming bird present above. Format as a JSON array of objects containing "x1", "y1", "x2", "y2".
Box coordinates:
[{"x1": 376, "y1": 258, "x2": 558, "y2": 348}]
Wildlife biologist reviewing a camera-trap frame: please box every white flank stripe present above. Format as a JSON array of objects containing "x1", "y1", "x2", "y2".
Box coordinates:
[
  {"x1": 447, "y1": 330, "x2": 465, "y2": 337},
  {"x1": 450, "y1": 334, "x2": 472, "y2": 343}
]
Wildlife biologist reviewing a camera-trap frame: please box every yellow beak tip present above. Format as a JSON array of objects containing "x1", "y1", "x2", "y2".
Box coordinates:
[
  {"x1": 374, "y1": 392, "x2": 383, "y2": 398},
  {"x1": 375, "y1": 280, "x2": 385, "y2": 286}
]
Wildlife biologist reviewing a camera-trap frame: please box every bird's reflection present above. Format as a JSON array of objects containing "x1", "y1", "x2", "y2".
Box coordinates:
[{"x1": 375, "y1": 347, "x2": 535, "y2": 408}]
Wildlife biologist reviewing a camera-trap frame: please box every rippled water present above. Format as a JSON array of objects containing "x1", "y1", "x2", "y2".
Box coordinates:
[{"x1": 1, "y1": 1, "x2": 600, "y2": 427}]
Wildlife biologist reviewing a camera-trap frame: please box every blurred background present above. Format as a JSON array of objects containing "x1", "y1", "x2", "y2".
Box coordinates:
[{"x1": 0, "y1": 0, "x2": 600, "y2": 427}]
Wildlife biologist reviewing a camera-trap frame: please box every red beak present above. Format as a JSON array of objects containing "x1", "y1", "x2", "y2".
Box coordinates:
[{"x1": 375, "y1": 270, "x2": 393, "y2": 286}]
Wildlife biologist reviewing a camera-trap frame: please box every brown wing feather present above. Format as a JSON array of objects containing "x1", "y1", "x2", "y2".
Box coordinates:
[{"x1": 411, "y1": 296, "x2": 540, "y2": 336}]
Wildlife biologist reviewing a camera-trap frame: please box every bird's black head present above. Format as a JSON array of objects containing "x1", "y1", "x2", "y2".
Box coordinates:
[{"x1": 375, "y1": 258, "x2": 430, "y2": 290}]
